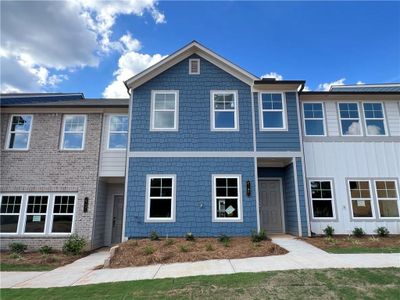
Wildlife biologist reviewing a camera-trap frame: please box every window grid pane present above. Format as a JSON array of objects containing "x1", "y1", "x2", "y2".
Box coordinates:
[
  {"x1": 149, "y1": 177, "x2": 173, "y2": 219},
  {"x1": 339, "y1": 103, "x2": 361, "y2": 136},
  {"x1": 303, "y1": 103, "x2": 325, "y2": 136},
  {"x1": 213, "y1": 92, "x2": 237, "y2": 129},
  {"x1": 261, "y1": 93, "x2": 284, "y2": 129},
  {"x1": 310, "y1": 181, "x2": 334, "y2": 218},
  {"x1": 52, "y1": 195, "x2": 75, "y2": 233},
  {"x1": 8, "y1": 115, "x2": 32, "y2": 149},
  {"x1": 349, "y1": 181, "x2": 373, "y2": 218},
  {"x1": 25, "y1": 195, "x2": 48, "y2": 233},
  {"x1": 153, "y1": 93, "x2": 176, "y2": 129},
  {"x1": 62, "y1": 115, "x2": 85, "y2": 149},
  {"x1": 363, "y1": 103, "x2": 386, "y2": 135},
  {"x1": 375, "y1": 181, "x2": 399, "y2": 218},
  {"x1": 0, "y1": 195, "x2": 22, "y2": 233},
  {"x1": 215, "y1": 177, "x2": 240, "y2": 219},
  {"x1": 109, "y1": 115, "x2": 128, "y2": 149}
]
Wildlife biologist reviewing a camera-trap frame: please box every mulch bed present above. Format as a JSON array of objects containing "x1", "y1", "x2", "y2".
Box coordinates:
[
  {"x1": 0, "y1": 251, "x2": 86, "y2": 268},
  {"x1": 302, "y1": 235, "x2": 400, "y2": 251},
  {"x1": 109, "y1": 237, "x2": 287, "y2": 268}
]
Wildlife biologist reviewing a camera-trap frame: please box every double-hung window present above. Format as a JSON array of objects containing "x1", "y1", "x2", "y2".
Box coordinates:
[
  {"x1": 211, "y1": 91, "x2": 238, "y2": 130},
  {"x1": 24, "y1": 195, "x2": 49, "y2": 233},
  {"x1": 338, "y1": 103, "x2": 362, "y2": 136},
  {"x1": 375, "y1": 180, "x2": 399, "y2": 218},
  {"x1": 52, "y1": 195, "x2": 75, "y2": 233},
  {"x1": 309, "y1": 180, "x2": 335, "y2": 219},
  {"x1": 303, "y1": 103, "x2": 325, "y2": 136},
  {"x1": 363, "y1": 103, "x2": 387, "y2": 136},
  {"x1": 61, "y1": 115, "x2": 86, "y2": 150},
  {"x1": 6, "y1": 115, "x2": 33, "y2": 150},
  {"x1": 0, "y1": 195, "x2": 22, "y2": 233},
  {"x1": 146, "y1": 175, "x2": 176, "y2": 222},
  {"x1": 260, "y1": 93, "x2": 286, "y2": 130},
  {"x1": 108, "y1": 115, "x2": 128, "y2": 149},
  {"x1": 348, "y1": 181, "x2": 373, "y2": 218},
  {"x1": 212, "y1": 175, "x2": 242, "y2": 221},
  {"x1": 151, "y1": 91, "x2": 179, "y2": 131}
]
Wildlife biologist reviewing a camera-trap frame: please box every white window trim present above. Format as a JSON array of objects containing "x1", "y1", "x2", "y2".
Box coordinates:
[
  {"x1": 189, "y1": 58, "x2": 200, "y2": 75},
  {"x1": 150, "y1": 90, "x2": 179, "y2": 131},
  {"x1": 212, "y1": 174, "x2": 243, "y2": 222},
  {"x1": 49, "y1": 193, "x2": 77, "y2": 235},
  {"x1": 308, "y1": 179, "x2": 335, "y2": 220},
  {"x1": 0, "y1": 193, "x2": 24, "y2": 235},
  {"x1": 210, "y1": 90, "x2": 239, "y2": 131},
  {"x1": 302, "y1": 102, "x2": 326, "y2": 136},
  {"x1": 107, "y1": 114, "x2": 128, "y2": 151},
  {"x1": 347, "y1": 180, "x2": 375, "y2": 220},
  {"x1": 337, "y1": 102, "x2": 363, "y2": 137},
  {"x1": 362, "y1": 101, "x2": 388, "y2": 137},
  {"x1": 259, "y1": 92, "x2": 288, "y2": 131},
  {"x1": 373, "y1": 180, "x2": 400, "y2": 220},
  {"x1": 145, "y1": 174, "x2": 176, "y2": 222},
  {"x1": 22, "y1": 193, "x2": 51, "y2": 235},
  {"x1": 60, "y1": 114, "x2": 87, "y2": 150},
  {"x1": 5, "y1": 114, "x2": 33, "y2": 151}
]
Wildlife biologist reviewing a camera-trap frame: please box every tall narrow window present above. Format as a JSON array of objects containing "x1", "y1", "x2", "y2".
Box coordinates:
[
  {"x1": 6, "y1": 115, "x2": 33, "y2": 150},
  {"x1": 338, "y1": 103, "x2": 362, "y2": 136},
  {"x1": 0, "y1": 195, "x2": 22, "y2": 233},
  {"x1": 303, "y1": 103, "x2": 325, "y2": 136},
  {"x1": 348, "y1": 181, "x2": 373, "y2": 218},
  {"x1": 363, "y1": 103, "x2": 386, "y2": 136},
  {"x1": 146, "y1": 175, "x2": 176, "y2": 221},
  {"x1": 61, "y1": 115, "x2": 86, "y2": 150},
  {"x1": 151, "y1": 91, "x2": 178, "y2": 131},
  {"x1": 52, "y1": 195, "x2": 75, "y2": 233},
  {"x1": 108, "y1": 115, "x2": 128, "y2": 149},
  {"x1": 375, "y1": 181, "x2": 399, "y2": 218},
  {"x1": 211, "y1": 91, "x2": 238, "y2": 130},
  {"x1": 189, "y1": 58, "x2": 200, "y2": 74},
  {"x1": 24, "y1": 195, "x2": 48, "y2": 233},
  {"x1": 310, "y1": 181, "x2": 334, "y2": 218},
  {"x1": 213, "y1": 175, "x2": 242, "y2": 221},
  {"x1": 260, "y1": 93, "x2": 286, "y2": 130}
]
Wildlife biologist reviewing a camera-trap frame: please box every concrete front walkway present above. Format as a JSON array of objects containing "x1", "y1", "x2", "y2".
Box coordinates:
[{"x1": 1, "y1": 236, "x2": 399, "y2": 289}]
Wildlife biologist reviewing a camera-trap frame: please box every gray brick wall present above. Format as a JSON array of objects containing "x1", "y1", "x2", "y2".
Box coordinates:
[{"x1": 0, "y1": 112, "x2": 103, "y2": 250}]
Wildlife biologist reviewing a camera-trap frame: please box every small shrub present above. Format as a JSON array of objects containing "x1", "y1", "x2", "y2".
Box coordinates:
[
  {"x1": 180, "y1": 245, "x2": 189, "y2": 253},
  {"x1": 185, "y1": 232, "x2": 195, "y2": 241},
  {"x1": 352, "y1": 227, "x2": 365, "y2": 238},
  {"x1": 164, "y1": 238, "x2": 174, "y2": 246},
  {"x1": 205, "y1": 243, "x2": 214, "y2": 251},
  {"x1": 144, "y1": 245, "x2": 154, "y2": 255},
  {"x1": 218, "y1": 234, "x2": 230, "y2": 243},
  {"x1": 63, "y1": 234, "x2": 86, "y2": 255},
  {"x1": 222, "y1": 240, "x2": 230, "y2": 247},
  {"x1": 323, "y1": 225, "x2": 335, "y2": 237},
  {"x1": 369, "y1": 236, "x2": 380, "y2": 242},
  {"x1": 351, "y1": 239, "x2": 361, "y2": 246},
  {"x1": 9, "y1": 242, "x2": 27, "y2": 254},
  {"x1": 39, "y1": 245, "x2": 53, "y2": 255},
  {"x1": 251, "y1": 229, "x2": 267, "y2": 243},
  {"x1": 149, "y1": 231, "x2": 160, "y2": 241},
  {"x1": 375, "y1": 226, "x2": 390, "y2": 237},
  {"x1": 9, "y1": 253, "x2": 22, "y2": 260},
  {"x1": 324, "y1": 236, "x2": 337, "y2": 245}
]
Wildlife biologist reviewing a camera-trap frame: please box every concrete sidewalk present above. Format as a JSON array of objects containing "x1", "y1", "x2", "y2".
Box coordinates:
[{"x1": 2, "y1": 236, "x2": 399, "y2": 289}]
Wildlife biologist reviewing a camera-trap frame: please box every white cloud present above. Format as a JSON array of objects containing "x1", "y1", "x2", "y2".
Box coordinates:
[
  {"x1": 0, "y1": 0, "x2": 165, "y2": 93},
  {"x1": 261, "y1": 72, "x2": 283, "y2": 81},
  {"x1": 356, "y1": 81, "x2": 365, "y2": 85},
  {"x1": 344, "y1": 121, "x2": 361, "y2": 135},
  {"x1": 317, "y1": 78, "x2": 346, "y2": 91},
  {"x1": 303, "y1": 85, "x2": 311, "y2": 91}
]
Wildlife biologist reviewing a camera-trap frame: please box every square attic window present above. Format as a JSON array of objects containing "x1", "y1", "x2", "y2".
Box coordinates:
[{"x1": 189, "y1": 59, "x2": 200, "y2": 75}]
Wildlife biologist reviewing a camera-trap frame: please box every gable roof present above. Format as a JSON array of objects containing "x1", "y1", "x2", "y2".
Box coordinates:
[{"x1": 124, "y1": 41, "x2": 259, "y2": 89}]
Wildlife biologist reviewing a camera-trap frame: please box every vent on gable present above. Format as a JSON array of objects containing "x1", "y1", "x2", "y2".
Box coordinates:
[{"x1": 189, "y1": 59, "x2": 200, "y2": 75}]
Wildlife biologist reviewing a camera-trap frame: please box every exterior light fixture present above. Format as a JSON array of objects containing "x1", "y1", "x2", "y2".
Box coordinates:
[
  {"x1": 84, "y1": 197, "x2": 89, "y2": 213},
  {"x1": 246, "y1": 180, "x2": 251, "y2": 197}
]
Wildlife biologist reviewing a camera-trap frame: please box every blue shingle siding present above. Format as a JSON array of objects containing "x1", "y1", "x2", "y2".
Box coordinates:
[
  {"x1": 130, "y1": 54, "x2": 253, "y2": 151},
  {"x1": 283, "y1": 163, "x2": 299, "y2": 235},
  {"x1": 254, "y1": 92, "x2": 301, "y2": 151},
  {"x1": 296, "y1": 157, "x2": 309, "y2": 236},
  {"x1": 125, "y1": 157, "x2": 257, "y2": 237}
]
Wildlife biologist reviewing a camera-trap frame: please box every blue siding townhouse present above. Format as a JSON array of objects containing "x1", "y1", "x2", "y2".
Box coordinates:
[{"x1": 123, "y1": 41, "x2": 309, "y2": 239}]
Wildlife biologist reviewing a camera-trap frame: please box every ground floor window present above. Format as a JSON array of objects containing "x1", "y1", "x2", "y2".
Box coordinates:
[
  {"x1": 309, "y1": 180, "x2": 334, "y2": 219},
  {"x1": 0, "y1": 195, "x2": 22, "y2": 233},
  {"x1": 25, "y1": 195, "x2": 49, "y2": 233},
  {"x1": 146, "y1": 175, "x2": 176, "y2": 222},
  {"x1": 348, "y1": 180, "x2": 374, "y2": 218},
  {"x1": 375, "y1": 180, "x2": 399, "y2": 218},
  {"x1": 52, "y1": 195, "x2": 75, "y2": 233},
  {"x1": 212, "y1": 175, "x2": 242, "y2": 221}
]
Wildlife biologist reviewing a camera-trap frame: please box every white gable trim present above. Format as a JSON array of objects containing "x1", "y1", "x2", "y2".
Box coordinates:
[{"x1": 124, "y1": 41, "x2": 258, "y2": 89}]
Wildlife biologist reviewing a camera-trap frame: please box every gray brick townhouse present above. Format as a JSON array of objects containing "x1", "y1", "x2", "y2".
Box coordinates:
[{"x1": 0, "y1": 93, "x2": 128, "y2": 250}]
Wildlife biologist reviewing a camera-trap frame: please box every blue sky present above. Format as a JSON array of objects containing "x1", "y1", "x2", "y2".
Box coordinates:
[{"x1": 1, "y1": 1, "x2": 399, "y2": 98}]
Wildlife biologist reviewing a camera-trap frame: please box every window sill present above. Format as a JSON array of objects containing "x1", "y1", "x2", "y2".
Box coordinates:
[{"x1": 212, "y1": 219, "x2": 243, "y2": 223}]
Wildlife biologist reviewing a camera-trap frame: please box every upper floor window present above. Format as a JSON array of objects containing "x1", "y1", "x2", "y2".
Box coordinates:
[
  {"x1": 338, "y1": 103, "x2": 362, "y2": 136},
  {"x1": 61, "y1": 115, "x2": 86, "y2": 150},
  {"x1": 189, "y1": 58, "x2": 200, "y2": 75},
  {"x1": 363, "y1": 103, "x2": 387, "y2": 136},
  {"x1": 303, "y1": 103, "x2": 325, "y2": 136},
  {"x1": 0, "y1": 195, "x2": 22, "y2": 233},
  {"x1": 151, "y1": 91, "x2": 179, "y2": 131},
  {"x1": 259, "y1": 93, "x2": 287, "y2": 130},
  {"x1": 145, "y1": 175, "x2": 176, "y2": 222},
  {"x1": 310, "y1": 180, "x2": 335, "y2": 219},
  {"x1": 212, "y1": 175, "x2": 242, "y2": 222},
  {"x1": 211, "y1": 91, "x2": 239, "y2": 131},
  {"x1": 6, "y1": 115, "x2": 33, "y2": 150},
  {"x1": 108, "y1": 115, "x2": 128, "y2": 150}
]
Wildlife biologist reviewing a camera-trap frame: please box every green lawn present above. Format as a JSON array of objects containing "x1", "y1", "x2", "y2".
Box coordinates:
[
  {"x1": 326, "y1": 247, "x2": 400, "y2": 254},
  {"x1": 2, "y1": 268, "x2": 399, "y2": 299},
  {"x1": 0, "y1": 264, "x2": 56, "y2": 272}
]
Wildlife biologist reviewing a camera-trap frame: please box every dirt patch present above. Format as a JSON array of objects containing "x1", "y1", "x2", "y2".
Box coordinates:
[
  {"x1": 109, "y1": 237, "x2": 287, "y2": 268},
  {"x1": 302, "y1": 235, "x2": 400, "y2": 251}
]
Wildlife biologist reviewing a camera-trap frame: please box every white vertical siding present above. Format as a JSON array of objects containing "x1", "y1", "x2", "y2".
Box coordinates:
[
  {"x1": 324, "y1": 101, "x2": 340, "y2": 136},
  {"x1": 304, "y1": 141, "x2": 400, "y2": 234},
  {"x1": 385, "y1": 101, "x2": 400, "y2": 136}
]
